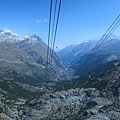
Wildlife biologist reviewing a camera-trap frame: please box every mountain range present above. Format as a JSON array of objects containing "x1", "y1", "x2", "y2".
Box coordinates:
[
  {"x1": 0, "y1": 28, "x2": 120, "y2": 120},
  {"x1": 0, "y1": 29, "x2": 66, "y2": 85},
  {"x1": 57, "y1": 36, "x2": 120, "y2": 77}
]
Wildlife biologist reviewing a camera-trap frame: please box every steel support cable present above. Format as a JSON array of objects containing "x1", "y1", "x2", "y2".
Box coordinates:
[
  {"x1": 82, "y1": 18, "x2": 120, "y2": 64},
  {"x1": 81, "y1": 15, "x2": 120, "y2": 62},
  {"x1": 51, "y1": 0, "x2": 62, "y2": 64},
  {"x1": 87, "y1": 18, "x2": 120, "y2": 56},
  {"x1": 83, "y1": 20, "x2": 120, "y2": 69},
  {"x1": 75, "y1": 19, "x2": 120, "y2": 75},
  {"x1": 75, "y1": 15, "x2": 120, "y2": 75},
  {"x1": 46, "y1": 0, "x2": 52, "y2": 75},
  {"x1": 68, "y1": 15, "x2": 120, "y2": 73},
  {"x1": 74, "y1": 20, "x2": 120, "y2": 88},
  {"x1": 75, "y1": 22, "x2": 120, "y2": 75},
  {"x1": 88, "y1": 14, "x2": 120, "y2": 55},
  {"x1": 49, "y1": 0, "x2": 58, "y2": 65},
  {"x1": 93, "y1": 20, "x2": 120, "y2": 54}
]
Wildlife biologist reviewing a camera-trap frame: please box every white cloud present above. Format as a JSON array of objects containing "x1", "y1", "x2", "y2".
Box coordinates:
[
  {"x1": 36, "y1": 19, "x2": 47, "y2": 24},
  {"x1": 36, "y1": 19, "x2": 40, "y2": 24},
  {"x1": 43, "y1": 19, "x2": 47, "y2": 23}
]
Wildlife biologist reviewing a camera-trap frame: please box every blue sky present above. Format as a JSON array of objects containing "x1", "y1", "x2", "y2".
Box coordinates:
[{"x1": 0, "y1": 0, "x2": 120, "y2": 48}]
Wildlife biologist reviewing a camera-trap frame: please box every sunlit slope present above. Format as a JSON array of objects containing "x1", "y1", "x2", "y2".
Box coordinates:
[{"x1": 0, "y1": 43, "x2": 48, "y2": 82}]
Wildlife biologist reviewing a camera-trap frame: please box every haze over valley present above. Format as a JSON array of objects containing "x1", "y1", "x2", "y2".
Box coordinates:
[{"x1": 0, "y1": 0, "x2": 120, "y2": 120}]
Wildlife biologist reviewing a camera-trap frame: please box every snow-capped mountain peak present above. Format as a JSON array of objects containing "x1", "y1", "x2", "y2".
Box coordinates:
[
  {"x1": 25, "y1": 34, "x2": 31, "y2": 38},
  {"x1": 0, "y1": 28, "x2": 22, "y2": 42},
  {"x1": 24, "y1": 34, "x2": 43, "y2": 44},
  {"x1": 0, "y1": 27, "x2": 43, "y2": 43},
  {"x1": 3, "y1": 27, "x2": 12, "y2": 33},
  {"x1": 3, "y1": 27, "x2": 18, "y2": 36}
]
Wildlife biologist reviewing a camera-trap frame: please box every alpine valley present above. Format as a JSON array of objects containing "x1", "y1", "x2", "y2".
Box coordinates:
[{"x1": 0, "y1": 29, "x2": 120, "y2": 120}]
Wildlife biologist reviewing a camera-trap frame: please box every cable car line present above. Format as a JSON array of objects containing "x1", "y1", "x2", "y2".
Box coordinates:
[
  {"x1": 46, "y1": 0, "x2": 52, "y2": 76},
  {"x1": 51, "y1": 0, "x2": 62, "y2": 64},
  {"x1": 94, "y1": 19, "x2": 120, "y2": 54},
  {"x1": 49, "y1": 0, "x2": 57, "y2": 65},
  {"x1": 75, "y1": 14, "x2": 120, "y2": 75},
  {"x1": 46, "y1": 0, "x2": 62, "y2": 78}
]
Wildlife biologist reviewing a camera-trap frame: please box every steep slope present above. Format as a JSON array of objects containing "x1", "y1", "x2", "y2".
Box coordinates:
[
  {"x1": 0, "y1": 43, "x2": 46, "y2": 81},
  {"x1": 0, "y1": 29, "x2": 66, "y2": 101},
  {"x1": 0, "y1": 43, "x2": 57, "y2": 103},
  {"x1": 0, "y1": 29, "x2": 66, "y2": 73},
  {"x1": 14, "y1": 34, "x2": 65, "y2": 73}
]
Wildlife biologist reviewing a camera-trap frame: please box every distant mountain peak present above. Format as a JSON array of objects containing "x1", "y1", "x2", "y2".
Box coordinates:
[
  {"x1": 3, "y1": 27, "x2": 11, "y2": 33},
  {"x1": 30, "y1": 34, "x2": 42, "y2": 41},
  {"x1": 31, "y1": 34, "x2": 38, "y2": 38},
  {"x1": 3, "y1": 27, "x2": 18, "y2": 36},
  {"x1": 109, "y1": 34, "x2": 119, "y2": 40},
  {"x1": 22, "y1": 34, "x2": 43, "y2": 45},
  {"x1": 25, "y1": 34, "x2": 31, "y2": 38}
]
